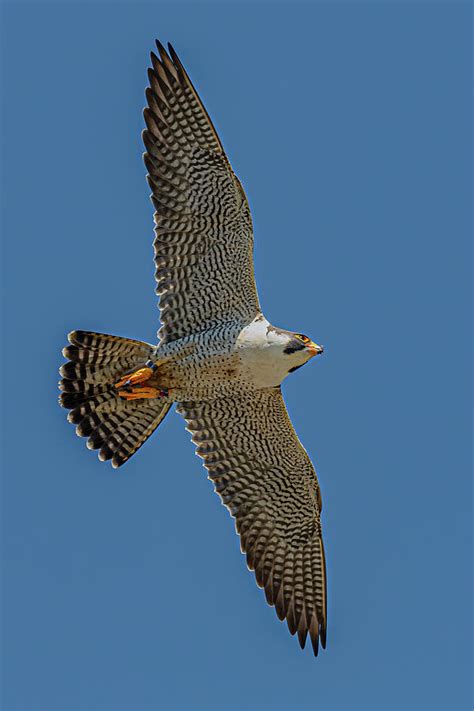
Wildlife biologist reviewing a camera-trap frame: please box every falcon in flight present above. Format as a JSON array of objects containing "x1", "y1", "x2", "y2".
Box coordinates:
[{"x1": 59, "y1": 41, "x2": 327, "y2": 655}]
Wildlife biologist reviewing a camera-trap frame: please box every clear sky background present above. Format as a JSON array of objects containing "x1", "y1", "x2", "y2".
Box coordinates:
[{"x1": 1, "y1": 2, "x2": 471, "y2": 710}]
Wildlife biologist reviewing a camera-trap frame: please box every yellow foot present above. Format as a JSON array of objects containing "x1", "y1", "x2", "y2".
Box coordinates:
[
  {"x1": 117, "y1": 386, "x2": 162, "y2": 401},
  {"x1": 115, "y1": 367, "x2": 154, "y2": 390}
]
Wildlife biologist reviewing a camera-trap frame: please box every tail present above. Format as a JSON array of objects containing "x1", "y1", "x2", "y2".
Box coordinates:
[{"x1": 59, "y1": 331, "x2": 171, "y2": 468}]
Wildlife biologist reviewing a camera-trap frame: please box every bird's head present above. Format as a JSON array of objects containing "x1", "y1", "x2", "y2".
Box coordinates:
[
  {"x1": 280, "y1": 332, "x2": 324, "y2": 373},
  {"x1": 236, "y1": 317, "x2": 324, "y2": 386}
]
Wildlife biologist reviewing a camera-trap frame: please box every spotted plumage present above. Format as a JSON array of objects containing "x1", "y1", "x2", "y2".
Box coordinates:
[{"x1": 59, "y1": 41, "x2": 327, "y2": 655}]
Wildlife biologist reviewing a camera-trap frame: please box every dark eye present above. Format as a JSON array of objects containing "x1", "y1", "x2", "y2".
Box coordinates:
[{"x1": 296, "y1": 334, "x2": 310, "y2": 344}]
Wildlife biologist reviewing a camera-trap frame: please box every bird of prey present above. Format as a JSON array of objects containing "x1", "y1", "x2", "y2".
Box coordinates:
[{"x1": 59, "y1": 41, "x2": 327, "y2": 655}]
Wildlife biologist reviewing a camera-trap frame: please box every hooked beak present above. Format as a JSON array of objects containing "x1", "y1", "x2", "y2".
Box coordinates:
[{"x1": 307, "y1": 342, "x2": 324, "y2": 357}]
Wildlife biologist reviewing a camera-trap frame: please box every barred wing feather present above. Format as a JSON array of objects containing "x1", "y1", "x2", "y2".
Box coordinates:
[
  {"x1": 144, "y1": 42, "x2": 260, "y2": 344},
  {"x1": 177, "y1": 388, "x2": 327, "y2": 654}
]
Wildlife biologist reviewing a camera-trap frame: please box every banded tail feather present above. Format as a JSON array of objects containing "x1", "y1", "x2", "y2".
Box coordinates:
[{"x1": 59, "y1": 331, "x2": 171, "y2": 467}]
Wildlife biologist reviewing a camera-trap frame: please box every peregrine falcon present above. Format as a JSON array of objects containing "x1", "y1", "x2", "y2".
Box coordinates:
[{"x1": 59, "y1": 41, "x2": 327, "y2": 655}]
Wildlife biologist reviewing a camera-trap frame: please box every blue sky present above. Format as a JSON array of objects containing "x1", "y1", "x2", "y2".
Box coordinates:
[{"x1": 1, "y1": 2, "x2": 471, "y2": 710}]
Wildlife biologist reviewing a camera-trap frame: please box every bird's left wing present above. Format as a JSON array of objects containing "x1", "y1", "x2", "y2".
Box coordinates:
[
  {"x1": 177, "y1": 388, "x2": 327, "y2": 654},
  {"x1": 144, "y1": 42, "x2": 261, "y2": 344}
]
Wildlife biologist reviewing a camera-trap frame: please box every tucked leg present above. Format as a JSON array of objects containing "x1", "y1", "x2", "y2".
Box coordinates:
[
  {"x1": 117, "y1": 386, "x2": 164, "y2": 400},
  {"x1": 115, "y1": 366, "x2": 155, "y2": 390}
]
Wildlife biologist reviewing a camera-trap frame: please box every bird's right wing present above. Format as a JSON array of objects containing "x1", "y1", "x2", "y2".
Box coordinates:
[
  {"x1": 143, "y1": 42, "x2": 261, "y2": 345},
  {"x1": 177, "y1": 388, "x2": 327, "y2": 655}
]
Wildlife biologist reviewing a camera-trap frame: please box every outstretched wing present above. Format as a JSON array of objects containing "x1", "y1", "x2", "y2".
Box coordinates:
[
  {"x1": 177, "y1": 388, "x2": 327, "y2": 654},
  {"x1": 143, "y1": 42, "x2": 261, "y2": 344}
]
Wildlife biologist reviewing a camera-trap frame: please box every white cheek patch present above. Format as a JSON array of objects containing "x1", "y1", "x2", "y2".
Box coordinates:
[{"x1": 237, "y1": 315, "x2": 272, "y2": 348}]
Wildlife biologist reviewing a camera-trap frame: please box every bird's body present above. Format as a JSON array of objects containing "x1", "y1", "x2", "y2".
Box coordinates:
[
  {"x1": 59, "y1": 41, "x2": 328, "y2": 655},
  {"x1": 141, "y1": 315, "x2": 321, "y2": 400}
]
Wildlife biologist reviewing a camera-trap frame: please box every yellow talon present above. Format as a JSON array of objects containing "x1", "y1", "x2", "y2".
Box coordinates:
[{"x1": 115, "y1": 366, "x2": 154, "y2": 390}]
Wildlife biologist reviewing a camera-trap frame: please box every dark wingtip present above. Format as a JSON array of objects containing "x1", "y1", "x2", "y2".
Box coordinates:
[
  {"x1": 309, "y1": 613, "x2": 320, "y2": 656},
  {"x1": 149, "y1": 51, "x2": 161, "y2": 75},
  {"x1": 311, "y1": 633, "x2": 319, "y2": 657},
  {"x1": 167, "y1": 42, "x2": 178, "y2": 60},
  {"x1": 155, "y1": 39, "x2": 167, "y2": 56},
  {"x1": 167, "y1": 43, "x2": 185, "y2": 78},
  {"x1": 320, "y1": 624, "x2": 327, "y2": 649},
  {"x1": 297, "y1": 627, "x2": 308, "y2": 650},
  {"x1": 145, "y1": 86, "x2": 154, "y2": 104}
]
